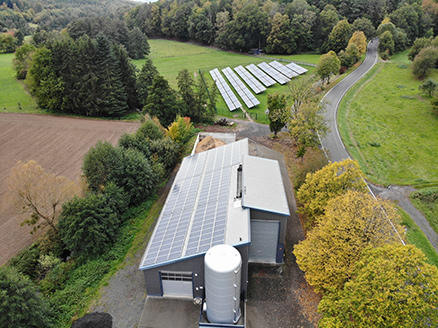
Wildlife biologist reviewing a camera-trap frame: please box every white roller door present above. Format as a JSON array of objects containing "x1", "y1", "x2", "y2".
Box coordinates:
[
  {"x1": 249, "y1": 220, "x2": 279, "y2": 263},
  {"x1": 161, "y1": 272, "x2": 193, "y2": 298}
]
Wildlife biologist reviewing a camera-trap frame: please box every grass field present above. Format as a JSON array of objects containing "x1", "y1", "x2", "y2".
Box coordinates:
[
  {"x1": 134, "y1": 39, "x2": 318, "y2": 124},
  {"x1": 0, "y1": 53, "x2": 39, "y2": 113},
  {"x1": 338, "y1": 51, "x2": 438, "y2": 186},
  {"x1": 410, "y1": 187, "x2": 438, "y2": 235}
]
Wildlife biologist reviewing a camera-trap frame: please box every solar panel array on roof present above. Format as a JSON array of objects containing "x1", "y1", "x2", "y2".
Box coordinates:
[
  {"x1": 140, "y1": 139, "x2": 249, "y2": 270},
  {"x1": 245, "y1": 64, "x2": 276, "y2": 87},
  {"x1": 269, "y1": 61, "x2": 299, "y2": 79},
  {"x1": 222, "y1": 67, "x2": 260, "y2": 108},
  {"x1": 234, "y1": 65, "x2": 266, "y2": 94},
  {"x1": 209, "y1": 68, "x2": 241, "y2": 111},
  {"x1": 286, "y1": 62, "x2": 308, "y2": 75},
  {"x1": 258, "y1": 62, "x2": 290, "y2": 85}
]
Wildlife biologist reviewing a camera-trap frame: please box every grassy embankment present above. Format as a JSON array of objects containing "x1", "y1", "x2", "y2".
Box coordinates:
[
  {"x1": 133, "y1": 39, "x2": 318, "y2": 124},
  {"x1": 337, "y1": 50, "x2": 438, "y2": 264}
]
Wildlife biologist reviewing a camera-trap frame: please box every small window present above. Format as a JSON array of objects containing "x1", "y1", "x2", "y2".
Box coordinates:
[{"x1": 161, "y1": 271, "x2": 193, "y2": 282}]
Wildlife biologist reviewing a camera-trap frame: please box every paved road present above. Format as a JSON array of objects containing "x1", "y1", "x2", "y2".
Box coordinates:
[
  {"x1": 319, "y1": 40, "x2": 438, "y2": 251},
  {"x1": 320, "y1": 39, "x2": 379, "y2": 162}
]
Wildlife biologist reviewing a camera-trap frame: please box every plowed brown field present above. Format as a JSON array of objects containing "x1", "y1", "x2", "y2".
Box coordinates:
[{"x1": 0, "y1": 113, "x2": 140, "y2": 265}]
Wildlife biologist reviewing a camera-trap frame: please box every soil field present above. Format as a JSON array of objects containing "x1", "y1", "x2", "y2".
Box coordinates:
[{"x1": 0, "y1": 113, "x2": 139, "y2": 265}]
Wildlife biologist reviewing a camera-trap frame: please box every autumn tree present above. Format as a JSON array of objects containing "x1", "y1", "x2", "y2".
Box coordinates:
[
  {"x1": 7, "y1": 160, "x2": 82, "y2": 234},
  {"x1": 316, "y1": 51, "x2": 340, "y2": 84},
  {"x1": 296, "y1": 159, "x2": 367, "y2": 224},
  {"x1": 267, "y1": 94, "x2": 288, "y2": 137},
  {"x1": 328, "y1": 19, "x2": 352, "y2": 53},
  {"x1": 319, "y1": 244, "x2": 438, "y2": 327},
  {"x1": 294, "y1": 191, "x2": 404, "y2": 293},
  {"x1": 348, "y1": 31, "x2": 367, "y2": 55}
]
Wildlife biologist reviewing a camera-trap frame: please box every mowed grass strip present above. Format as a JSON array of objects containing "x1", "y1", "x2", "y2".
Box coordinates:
[
  {"x1": 0, "y1": 53, "x2": 39, "y2": 113},
  {"x1": 134, "y1": 39, "x2": 316, "y2": 124},
  {"x1": 338, "y1": 51, "x2": 438, "y2": 186},
  {"x1": 410, "y1": 187, "x2": 438, "y2": 235}
]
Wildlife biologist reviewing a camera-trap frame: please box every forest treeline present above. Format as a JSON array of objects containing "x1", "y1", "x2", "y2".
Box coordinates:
[{"x1": 127, "y1": 0, "x2": 438, "y2": 54}]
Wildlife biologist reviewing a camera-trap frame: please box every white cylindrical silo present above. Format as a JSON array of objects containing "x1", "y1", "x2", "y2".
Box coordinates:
[{"x1": 204, "y1": 244, "x2": 242, "y2": 324}]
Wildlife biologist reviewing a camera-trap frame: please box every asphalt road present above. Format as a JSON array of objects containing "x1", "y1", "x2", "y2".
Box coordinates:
[{"x1": 320, "y1": 39, "x2": 379, "y2": 162}]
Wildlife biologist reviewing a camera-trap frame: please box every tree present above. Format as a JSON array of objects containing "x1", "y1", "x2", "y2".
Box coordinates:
[
  {"x1": 316, "y1": 4, "x2": 339, "y2": 51},
  {"x1": 167, "y1": 116, "x2": 195, "y2": 144},
  {"x1": 144, "y1": 75, "x2": 179, "y2": 127},
  {"x1": 289, "y1": 100, "x2": 327, "y2": 159},
  {"x1": 127, "y1": 27, "x2": 150, "y2": 59},
  {"x1": 267, "y1": 94, "x2": 288, "y2": 137},
  {"x1": 348, "y1": 31, "x2": 367, "y2": 55},
  {"x1": 328, "y1": 19, "x2": 352, "y2": 53},
  {"x1": 408, "y1": 37, "x2": 432, "y2": 61},
  {"x1": 340, "y1": 43, "x2": 360, "y2": 68},
  {"x1": 296, "y1": 159, "x2": 367, "y2": 224},
  {"x1": 7, "y1": 160, "x2": 82, "y2": 234},
  {"x1": 378, "y1": 30, "x2": 395, "y2": 57},
  {"x1": 188, "y1": 10, "x2": 215, "y2": 45},
  {"x1": 319, "y1": 244, "x2": 438, "y2": 327},
  {"x1": 419, "y1": 79, "x2": 437, "y2": 97},
  {"x1": 136, "y1": 58, "x2": 158, "y2": 108},
  {"x1": 266, "y1": 13, "x2": 295, "y2": 54},
  {"x1": 288, "y1": 74, "x2": 315, "y2": 111},
  {"x1": 294, "y1": 191, "x2": 404, "y2": 293},
  {"x1": 412, "y1": 46, "x2": 438, "y2": 79},
  {"x1": 317, "y1": 50, "x2": 340, "y2": 84},
  {"x1": 13, "y1": 43, "x2": 36, "y2": 79},
  {"x1": 352, "y1": 17, "x2": 376, "y2": 39},
  {"x1": 0, "y1": 32, "x2": 16, "y2": 53},
  {"x1": 0, "y1": 267, "x2": 54, "y2": 327}
]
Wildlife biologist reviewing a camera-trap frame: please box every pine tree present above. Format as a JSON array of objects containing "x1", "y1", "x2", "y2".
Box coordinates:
[
  {"x1": 137, "y1": 58, "x2": 158, "y2": 108},
  {"x1": 114, "y1": 45, "x2": 139, "y2": 112}
]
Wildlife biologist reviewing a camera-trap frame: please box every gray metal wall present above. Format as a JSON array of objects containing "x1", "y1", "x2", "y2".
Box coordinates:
[{"x1": 143, "y1": 245, "x2": 249, "y2": 300}]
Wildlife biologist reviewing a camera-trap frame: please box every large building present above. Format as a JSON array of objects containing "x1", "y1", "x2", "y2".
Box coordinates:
[{"x1": 139, "y1": 137, "x2": 290, "y2": 301}]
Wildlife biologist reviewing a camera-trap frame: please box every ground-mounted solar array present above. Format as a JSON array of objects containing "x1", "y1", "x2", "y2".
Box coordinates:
[
  {"x1": 269, "y1": 61, "x2": 299, "y2": 79},
  {"x1": 140, "y1": 139, "x2": 249, "y2": 269},
  {"x1": 258, "y1": 62, "x2": 290, "y2": 85},
  {"x1": 286, "y1": 62, "x2": 308, "y2": 75},
  {"x1": 222, "y1": 67, "x2": 260, "y2": 108},
  {"x1": 246, "y1": 64, "x2": 276, "y2": 87},
  {"x1": 209, "y1": 68, "x2": 241, "y2": 111},
  {"x1": 234, "y1": 65, "x2": 266, "y2": 94}
]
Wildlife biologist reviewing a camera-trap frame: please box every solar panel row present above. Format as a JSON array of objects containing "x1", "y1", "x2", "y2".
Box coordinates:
[
  {"x1": 245, "y1": 64, "x2": 276, "y2": 87},
  {"x1": 209, "y1": 68, "x2": 241, "y2": 111},
  {"x1": 258, "y1": 62, "x2": 290, "y2": 85},
  {"x1": 269, "y1": 61, "x2": 299, "y2": 79},
  {"x1": 286, "y1": 62, "x2": 308, "y2": 74},
  {"x1": 222, "y1": 67, "x2": 260, "y2": 108},
  {"x1": 234, "y1": 65, "x2": 266, "y2": 94}
]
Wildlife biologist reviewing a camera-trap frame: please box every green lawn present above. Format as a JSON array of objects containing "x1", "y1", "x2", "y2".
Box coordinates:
[
  {"x1": 338, "y1": 51, "x2": 438, "y2": 186},
  {"x1": 264, "y1": 53, "x2": 320, "y2": 65},
  {"x1": 134, "y1": 39, "x2": 317, "y2": 124},
  {"x1": 0, "y1": 53, "x2": 39, "y2": 113},
  {"x1": 410, "y1": 187, "x2": 438, "y2": 235}
]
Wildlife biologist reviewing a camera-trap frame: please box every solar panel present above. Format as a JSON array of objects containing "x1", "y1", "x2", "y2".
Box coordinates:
[
  {"x1": 286, "y1": 62, "x2": 308, "y2": 75},
  {"x1": 222, "y1": 67, "x2": 260, "y2": 108},
  {"x1": 258, "y1": 62, "x2": 290, "y2": 85},
  {"x1": 269, "y1": 61, "x2": 299, "y2": 79},
  {"x1": 209, "y1": 68, "x2": 241, "y2": 111},
  {"x1": 234, "y1": 65, "x2": 266, "y2": 94},
  {"x1": 140, "y1": 139, "x2": 249, "y2": 269},
  {"x1": 246, "y1": 64, "x2": 276, "y2": 87}
]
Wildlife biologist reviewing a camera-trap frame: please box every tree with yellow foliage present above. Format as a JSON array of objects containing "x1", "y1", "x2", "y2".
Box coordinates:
[
  {"x1": 318, "y1": 244, "x2": 438, "y2": 327},
  {"x1": 294, "y1": 190, "x2": 404, "y2": 294},
  {"x1": 296, "y1": 159, "x2": 367, "y2": 226},
  {"x1": 348, "y1": 31, "x2": 367, "y2": 55},
  {"x1": 8, "y1": 160, "x2": 82, "y2": 234}
]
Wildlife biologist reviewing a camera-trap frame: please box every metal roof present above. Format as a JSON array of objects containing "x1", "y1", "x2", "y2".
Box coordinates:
[
  {"x1": 242, "y1": 155, "x2": 290, "y2": 216},
  {"x1": 139, "y1": 139, "x2": 250, "y2": 270}
]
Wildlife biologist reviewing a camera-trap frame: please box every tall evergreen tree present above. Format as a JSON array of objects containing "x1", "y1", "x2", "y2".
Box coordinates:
[
  {"x1": 127, "y1": 27, "x2": 150, "y2": 59},
  {"x1": 114, "y1": 45, "x2": 139, "y2": 112},
  {"x1": 137, "y1": 58, "x2": 158, "y2": 108}
]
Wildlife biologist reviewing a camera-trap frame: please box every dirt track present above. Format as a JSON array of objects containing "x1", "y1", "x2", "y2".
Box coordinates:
[{"x1": 0, "y1": 113, "x2": 140, "y2": 265}]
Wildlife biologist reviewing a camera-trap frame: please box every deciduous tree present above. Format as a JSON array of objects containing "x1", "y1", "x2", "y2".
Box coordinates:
[
  {"x1": 328, "y1": 19, "x2": 352, "y2": 53},
  {"x1": 419, "y1": 79, "x2": 437, "y2": 97},
  {"x1": 409, "y1": 37, "x2": 432, "y2": 61},
  {"x1": 378, "y1": 30, "x2": 395, "y2": 56},
  {"x1": 7, "y1": 160, "x2": 82, "y2": 234},
  {"x1": 352, "y1": 17, "x2": 375, "y2": 39},
  {"x1": 294, "y1": 191, "x2": 404, "y2": 293},
  {"x1": 267, "y1": 93, "x2": 288, "y2": 137},
  {"x1": 296, "y1": 159, "x2": 367, "y2": 224},
  {"x1": 412, "y1": 46, "x2": 438, "y2": 79},
  {"x1": 319, "y1": 244, "x2": 438, "y2": 327},
  {"x1": 348, "y1": 31, "x2": 367, "y2": 55},
  {"x1": 13, "y1": 43, "x2": 35, "y2": 79},
  {"x1": 266, "y1": 13, "x2": 295, "y2": 54},
  {"x1": 316, "y1": 50, "x2": 340, "y2": 84}
]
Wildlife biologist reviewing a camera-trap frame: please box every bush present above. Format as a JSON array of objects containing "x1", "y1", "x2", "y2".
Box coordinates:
[
  {"x1": 136, "y1": 119, "x2": 165, "y2": 141},
  {"x1": 409, "y1": 37, "x2": 432, "y2": 61},
  {"x1": 58, "y1": 193, "x2": 120, "y2": 258},
  {"x1": 8, "y1": 243, "x2": 41, "y2": 280},
  {"x1": 412, "y1": 46, "x2": 438, "y2": 79},
  {"x1": 0, "y1": 267, "x2": 54, "y2": 327},
  {"x1": 167, "y1": 116, "x2": 195, "y2": 145},
  {"x1": 39, "y1": 261, "x2": 75, "y2": 295},
  {"x1": 118, "y1": 133, "x2": 151, "y2": 158},
  {"x1": 150, "y1": 137, "x2": 181, "y2": 173}
]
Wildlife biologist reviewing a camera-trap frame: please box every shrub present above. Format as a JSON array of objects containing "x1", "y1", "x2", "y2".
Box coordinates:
[
  {"x1": 409, "y1": 37, "x2": 432, "y2": 61},
  {"x1": 8, "y1": 243, "x2": 41, "y2": 280},
  {"x1": 412, "y1": 46, "x2": 438, "y2": 79},
  {"x1": 150, "y1": 137, "x2": 181, "y2": 173},
  {"x1": 118, "y1": 132, "x2": 151, "y2": 158},
  {"x1": 39, "y1": 261, "x2": 75, "y2": 295},
  {"x1": 167, "y1": 116, "x2": 195, "y2": 144},
  {"x1": 38, "y1": 253, "x2": 62, "y2": 278},
  {"x1": 136, "y1": 119, "x2": 165, "y2": 141},
  {"x1": 0, "y1": 267, "x2": 54, "y2": 327}
]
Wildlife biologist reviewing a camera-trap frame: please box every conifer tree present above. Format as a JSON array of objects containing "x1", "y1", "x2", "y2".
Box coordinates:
[{"x1": 137, "y1": 58, "x2": 158, "y2": 108}]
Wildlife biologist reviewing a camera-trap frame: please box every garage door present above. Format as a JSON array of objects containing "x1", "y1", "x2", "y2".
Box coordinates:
[
  {"x1": 249, "y1": 220, "x2": 279, "y2": 263},
  {"x1": 161, "y1": 272, "x2": 193, "y2": 298}
]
